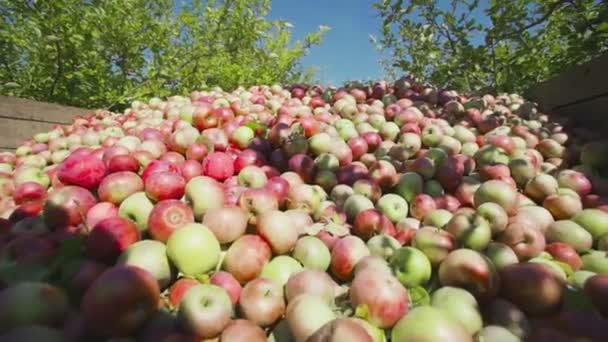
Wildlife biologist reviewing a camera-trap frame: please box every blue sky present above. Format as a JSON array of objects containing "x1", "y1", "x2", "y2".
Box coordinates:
[{"x1": 268, "y1": 0, "x2": 386, "y2": 85}]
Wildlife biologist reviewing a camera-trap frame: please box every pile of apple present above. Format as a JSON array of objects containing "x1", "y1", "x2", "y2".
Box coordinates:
[{"x1": 2, "y1": 78, "x2": 608, "y2": 341}]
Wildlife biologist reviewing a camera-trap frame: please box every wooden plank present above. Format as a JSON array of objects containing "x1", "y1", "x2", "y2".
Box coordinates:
[
  {"x1": 555, "y1": 95, "x2": 608, "y2": 135},
  {"x1": 526, "y1": 53, "x2": 608, "y2": 112},
  {"x1": 0, "y1": 117, "x2": 59, "y2": 149},
  {"x1": 0, "y1": 96, "x2": 90, "y2": 124}
]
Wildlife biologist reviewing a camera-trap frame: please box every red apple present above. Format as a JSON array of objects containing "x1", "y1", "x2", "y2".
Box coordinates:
[
  {"x1": 239, "y1": 277, "x2": 285, "y2": 327},
  {"x1": 145, "y1": 171, "x2": 186, "y2": 201},
  {"x1": 148, "y1": 199, "x2": 195, "y2": 243},
  {"x1": 108, "y1": 154, "x2": 140, "y2": 173},
  {"x1": 43, "y1": 185, "x2": 97, "y2": 229},
  {"x1": 87, "y1": 217, "x2": 140, "y2": 264},
  {"x1": 13, "y1": 181, "x2": 47, "y2": 205},
  {"x1": 223, "y1": 235, "x2": 273, "y2": 284},
  {"x1": 210, "y1": 271, "x2": 242, "y2": 305},
  {"x1": 202, "y1": 152, "x2": 234, "y2": 181}
]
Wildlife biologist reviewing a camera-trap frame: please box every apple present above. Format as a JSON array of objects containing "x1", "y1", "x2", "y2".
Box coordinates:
[
  {"x1": 260, "y1": 255, "x2": 303, "y2": 287},
  {"x1": 144, "y1": 171, "x2": 186, "y2": 201},
  {"x1": 43, "y1": 185, "x2": 97, "y2": 229},
  {"x1": 543, "y1": 193, "x2": 583, "y2": 220},
  {"x1": 431, "y1": 286, "x2": 482, "y2": 335},
  {"x1": 108, "y1": 154, "x2": 140, "y2": 173},
  {"x1": 85, "y1": 202, "x2": 119, "y2": 229},
  {"x1": 178, "y1": 284, "x2": 232, "y2": 339},
  {"x1": 376, "y1": 193, "x2": 408, "y2": 223},
  {"x1": 117, "y1": 240, "x2": 174, "y2": 289},
  {"x1": 411, "y1": 226, "x2": 455, "y2": 266},
  {"x1": 409, "y1": 193, "x2": 437, "y2": 221},
  {"x1": 350, "y1": 269, "x2": 408, "y2": 328},
  {"x1": 220, "y1": 319, "x2": 267, "y2": 342},
  {"x1": 499, "y1": 263, "x2": 564, "y2": 316},
  {"x1": 202, "y1": 206, "x2": 248, "y2": 244},
  {"x1": 445, "y1": 212, "x2": 492, "y2": 251},
  {"x1": 209, "y1": 271, "x2": 242, "y2": 306},
  {"x1": 545, "y1": 220, "x2": 592, "y2": 253},
  {"x1": 141, "y1": 160, "x2": 180, "y2": 183},
  {"x1": 573, "y1": 209, "x2": 608, "y2": 241},
  {"x1": 168, "y1": 278, "x2": 199, "y2": 309},
  {"x1": 0, "y1": 282, "x2": 69, "y2": 333},
  {"x1": 286, "y1": 294, "x2": 336, "y2": 342},
  {"x1": 166, "y1": 223, "x2": 221, "y2": 276},
  {"x1": 330, "y1": 235, "x2": 370, "y2": 281},
  {"x1": 439, "y1": 249, "x2": 500, "y2": 301},
  {"x1": 256, "y1": 210, "x2": 298, "y2": 254},
  {"x1": 391, "y1": 306, "x2": 471, "y2": 342},
  {"x1": 474, "y1": 180, "x2": 519, "y2": 215},
  {"x1": 57, "y1": 151, "x2": 107, "y2": 189},
  {"x1": 307, "y1": 318, "x2": 374, "y2": 342},
  {"x1": 285, "y1": 269, "x2": 335, "y2": 305},
  {"x1": 118, "y1": 192, "x2": 154, "y2": 232},
  {"x1": 87, "y1": 217, "x2": 140, "y2": 264},
  {"x1": 366, "y1": 234, "x2": 401, "y2": 260},
  {"x1": 223, "y1": 234, "x2": 272, "y2": 284},
  {"x1": 343, "y1": 194, "x2": 375, "y2": 222},
  {"x1": 238, "y1": 165, "x2": 268, "y2": 188},
  {"x1": 292, "y1": 236, "x2": 331, "y2": 271},
  {"x1": 148, "y1": 199, "x2": 194, "y2": 243},
  {"x1": 584, "y1": 275, "x2": 608, "y2": 317},
  {"x1": 475, "y1": 202, "x2": 508, "y2": 236},
  {"x1": 239, "y1": 277, "x2": 285, "y2": 327},
  {"x1": 81, "y1": 265, "x2": 160, "y2": 337},
  {"x1": 13, "y1": 181, "x2": 46, "y2": 205},
  {"x1": 202, "y1": 152, "x2": 234, "y2": 181},
  {"x1": 545, "y1": 242, "x2": 582, "y2": 270},
  {"x1": 185, "y1": 176, "x2": 225, "y2": 220},
  {"x1": 353, "y1": 209, "x2": 396, "y2": 241},
  {"x1": 98, "y1": 171, "x2": 144, "y2": 205}
]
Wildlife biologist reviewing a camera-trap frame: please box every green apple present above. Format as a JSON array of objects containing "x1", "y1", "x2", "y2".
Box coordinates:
[
  {"x1": 185, "y1": 176, "x2": 225, "y2": 220},
  {"x1": 292, "y1": 236, "x2": 331, "y2": 271},
  {"x1": 431, "y1": 286, "x2": 482, "y2": 335},
  {"x1": 286, "y1": 294, "x2": 336, "y2": 342},
  {"x1": 582, "y1": 250, "x2": 608, "y2": 274},
  {"x1": 117, "y1": 240, "x2": 175, "y2": 289},
  {"x1": 573, "y1": 209, "x2": 608, "y2": 241},
  {"x1": 261, "y1": 255, "x2": 303, "y2": 287},
  {"x1": 0, "y1": 163, "x2": 12, "y2": 174},
  {"x1": 389, "y1": 247, "x2": 432, "y2": 288},
  {"x1": 395, "y1": 172, "x2": 423, "y2": 202},
  {"x1": 367, "y1": 234, "x2": 401, "y2": 261},
  {"x1": 178, "y1": 284, "x2": 232, "y2": 339},
  {"x1": 485, "y1": 242, "x2": 519, "y2": 270},
  {"x1": 166, "y1": 223, "x2": 221, "y2": 276},
  {"x1": 13, "y1": 167, "x2": 50, "y2": 188},
  {"x1": 423, "y1": 209, "x2": 453, "y2": 229},
  {"x1": 376, "y1": 193, "x2": 408, "y2": 223},
  {"x1": 391, "y1": 306, "x2": 471, "y2": 341},
  {"x1": 118, "y1": 192, "x2": 154, "y2": 232},
  {"x1": 343, "y1": 194, "x2": 374, "y2": 221}
]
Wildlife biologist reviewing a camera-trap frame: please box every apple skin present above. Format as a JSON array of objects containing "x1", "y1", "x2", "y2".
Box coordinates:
[
  {"x1": 353, "y1": 209, "x2": 396, "y2": 241},
  {"x1": 350, "y1": 269, "x2": 408, "y2": 329},
  {"x1": 0, "y1": 282, "x2": 69, "y2": 333},
  {"x1": 584, "y1": 275, "x2": 608, "y2": 317},
  {"x1": 57, "y1": 151, "x2": 107, "y2": 190},
  {"x1": 118, "y1": 191, "x2": 155, "y2": 232},
  {"x1": 439, "y1": 249, "x2": 500, "y2": 302},
  {"x1": 256, "y1": 210, "x2": 298, "y2": 254},
  {"x1": 13, "y1": 181, "x2": 47, "y2": 205},
  {"x1": 411, "y1": 226, "x2": 455, "y2": 266},
  {"x1": 431, "y1": 286, "x2": 483, "y2": 335},
  {"x1": 286, "y1": 294, "x2": 337, "y2": 342},
  {"x1": 87, "y1": 217, "x2": 140, "y2": 264},
  {"x1": 43, "y1": 185, "x2": 97, "y2": 229},
  {"x1": 545, "y1": 242, "x2": 582, "y2": 270},
  {"x1": 223, "y1": 234, "x2": 272, "y2": 284},
  {"x1": 141, "y1": 160, "x2": 180, "y2": 183},
  {"x1": 260, "y1": 255, "x2": 303, "y2": 287},
  {"x1": 292, "y1": 236, "x2": 331, "y2": 271},
  {"x1": 166, "y1": 223, "x2": 221, "y2": 277},
  {"x1": 81, "y1": 265, "x2": 160, "y2": 337},
  {"x1": 178, "y1": 284, "x2": 232, "y2": 339},
  {"x1": 573, "y1": 209, "x2": 608, "y2": 241},
  {"x1": 330, "y1": 235, "x2": 371, "y2": 281},
  {"x1": 376, "y1": 193, "x2": 409, "y2": 223},
  {"x1": 239, "y1": 277, "x2": 285, "y2": 327},
  {"x1": 98, "y1": 171, "x2": 144, "y2": 205},
  {"x1": 307, "y1": 318, "x2": 374, "y2": 342},
  {"x1": 117, "y1": 240, "x2": 174, "y2": 289},
  {"x1": 220, "y1": 319, "x2": 267, "y2": 342},
  {"x1": 202, "y1": 152, "x2": 235, "y2": 182},
  {"x1": 445, "y1": 212, "x2": 492, "y2": 251},
  {"x1": 168, "y1": 278, "x2": 199, "y2": 309},
  {"x1": 148, "y1": 199, "x2": 195, "y2": 243},
  {"x1": 497, "y1": 217, "x2": 546, "y2": 261},
  {"x1": 144, "y1": 171, "x2": 186, "y2": 201},
  {"x1": 185, "y1": 176, "x2": 225, "y2": 220},
  {"x1": 108, "y1": 154, "x2": 140, "y2": 173},
  {"x1": 543, "y1": 193, "x2": 583, "y2": 220},
  {"x1": 391, "y1": 306, "x2": 472, "y2": 342},
  {"x1": 474, "y1": 180, "x2": 519, "y2": 215},
  {"x1": 389, "y1": 246, "x2": 432, "y2": 288},
  {"x1": 485, "y1": 242, "x2": 519, "y2": 270},
  {"x1": 499, "y1": 263, "x2": 565, "y2": 316},
  {"x1": 545, "y1": 220, "x2": 592, "y2": 253},
  {"x1": 209, "y1": 271, "x2": 242, "y2": 305},
  {"x1": 285, "y1": 269, "x2": 335, "y2": 305},
  {"x1": 85, "y1": 202, "x2": 119, "y2": 229}
]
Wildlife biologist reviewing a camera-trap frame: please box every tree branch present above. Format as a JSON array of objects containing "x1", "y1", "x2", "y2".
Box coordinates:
[{"x1": 493, "y1": 1, "x2": 568, "y2": 40}]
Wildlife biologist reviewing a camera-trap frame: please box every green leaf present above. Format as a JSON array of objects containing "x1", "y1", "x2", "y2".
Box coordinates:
[{"x1": 409, "y1": 286, "x2": 431, "y2": 307}]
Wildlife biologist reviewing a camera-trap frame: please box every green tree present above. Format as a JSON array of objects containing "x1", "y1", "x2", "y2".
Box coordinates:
[
  {"x1": 0, "y1": 0, "x2": 328, "y2": 109},
  {"x1": 373, "y1": 0, "x2": 608, "y2": 93}
]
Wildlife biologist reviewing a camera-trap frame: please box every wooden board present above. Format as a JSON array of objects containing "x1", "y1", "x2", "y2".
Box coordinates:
[
  {"x1": 0, "y1": 96, "x2": 90, "y2": 124},
  {"x1": 525, "y1": 54, "x2": 608, "y2": 112},
  {"x1": 0, "y1": 117, "x2": 59, "y2": 150}
]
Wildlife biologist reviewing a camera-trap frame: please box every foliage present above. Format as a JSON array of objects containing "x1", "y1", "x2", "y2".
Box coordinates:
[
  {"x1": 0, "y1": 0, "x2": 328, "y2": 109},
  {"x1": 373, "y1": 0, "x2": 608, "y2": 93}
]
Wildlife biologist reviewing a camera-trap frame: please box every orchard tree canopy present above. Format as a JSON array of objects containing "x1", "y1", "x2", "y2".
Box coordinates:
[
  {"x1": 0, "y1": 0, "x2": 329, "y2": 109},
  {"x1": 373, "y1": 0, "x2": 608, "y2": 93}
]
